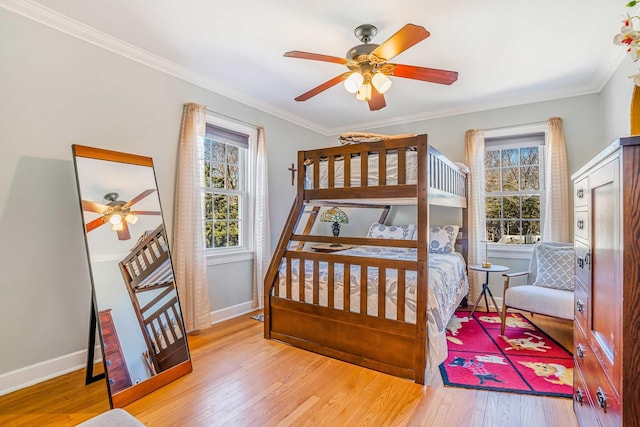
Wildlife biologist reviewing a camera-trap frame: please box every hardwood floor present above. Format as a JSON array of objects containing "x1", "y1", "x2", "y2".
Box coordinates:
[{"x1": 0, "y1": 310, "x2": 577, "y2": 427}]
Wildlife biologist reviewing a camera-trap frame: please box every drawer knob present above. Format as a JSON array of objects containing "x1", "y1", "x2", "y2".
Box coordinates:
[
  {"x1": 577, "y1": 257, "x2": 585, "y2": 269},
  {"x1": 576, "y1": 344, "x2": 584, "y2": 359},
  {"x1": 577, "y1": 188, "x2": 584, "y2": 198},
  {"x1": 596, "y1": 388, "x2": 607, "y2": 413},
  {"x1": 577, "y1": 220, "x2": 584, "y2": 230},
  {"x1": 109, "y1": 379, "x2": 115, "y2": 385},
  {"x1": 576, "y1": 300, "x2": 584, "y2": 314},
  {"x1": 575, "y1": 388, "x2": 584, "y2": 405}
]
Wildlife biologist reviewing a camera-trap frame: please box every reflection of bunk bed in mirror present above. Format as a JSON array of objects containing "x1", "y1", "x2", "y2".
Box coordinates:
[
  {"x1": 119, "y1": 224, "x2": 189, "y2": 375},
  {"x1": 264, "y1": 134, "x2": 469, "y2": 385}
]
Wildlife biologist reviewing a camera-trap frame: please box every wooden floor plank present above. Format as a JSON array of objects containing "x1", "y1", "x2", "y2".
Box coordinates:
[{"x1": 0, "y1": 310, "x2": 577, "y2": 427}]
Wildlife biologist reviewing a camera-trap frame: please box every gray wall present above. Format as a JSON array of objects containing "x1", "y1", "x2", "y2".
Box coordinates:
[{"x1": 0, "y1": 9, "x2": 324, "y2": 376}]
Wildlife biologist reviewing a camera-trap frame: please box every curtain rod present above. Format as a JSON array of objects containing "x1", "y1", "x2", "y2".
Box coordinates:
[
  {"x1": 206, "y1": 109, "x2": 259, "y2": 129},
  {"x1": 486, "y1": 120, "x2": 547, "y2": 132}
]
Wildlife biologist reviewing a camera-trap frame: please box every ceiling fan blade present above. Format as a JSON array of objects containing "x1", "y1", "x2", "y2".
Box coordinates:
[
  {"x1": 371, "y1": 24, "x2": 430, "y2": 61},
  {"x1": 368, "y1": 86, "x2": 386, "y2": 111},
  {"x1": 86, "y1": 217, "x2": 106, "y2": 232},
  {"x1": 284, "y1": 51, "x2": 349, "y2": 65},
  {"x1": 117, "y1": 222, "x2": 131, "y2": 240},
  {"x1": 129, "y1": 210, "x2": 161, "y2": 215},
  {"x1": 295, "y1": 72, "x2": 351, "y2": 101},
  {"x1": 125, "y1": 189, "x2": 156, "y2": 207},
  {"x1": 388, "y1": 63, "x2": 458, "y2": 85},
  {"x1": 82, "y1": 200, "x2": 109, "y2": 213}
]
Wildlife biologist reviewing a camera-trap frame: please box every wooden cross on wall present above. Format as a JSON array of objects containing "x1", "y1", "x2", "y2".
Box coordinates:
[{"x1": 288, "y1": 163, "x2": 297, "y2": 186}]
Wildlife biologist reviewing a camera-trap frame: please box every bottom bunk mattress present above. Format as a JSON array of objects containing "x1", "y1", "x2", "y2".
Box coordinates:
[{"x1": 276, "y1": 246, "x2": 469, "y2": 372}]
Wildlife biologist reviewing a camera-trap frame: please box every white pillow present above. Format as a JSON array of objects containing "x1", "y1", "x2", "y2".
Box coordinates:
[
  {"x1": 429, "y1": 225, "x2": 459, "y2": 254},
  {"x1": 366, "y1": 223, "x2": 416, "y2": 240},
  {"x1": 533, "y1": 244, "x2": 575, "y2": 291}
]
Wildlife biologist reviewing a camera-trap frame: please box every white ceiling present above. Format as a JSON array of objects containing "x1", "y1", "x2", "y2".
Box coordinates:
[{"x1": 4, "y1": 0, "x2": 629, "y2": 135}]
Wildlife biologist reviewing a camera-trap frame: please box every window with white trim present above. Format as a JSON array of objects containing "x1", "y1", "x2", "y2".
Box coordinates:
[
  {"x1": 202, "y1": 118, "x2": 256, "y2": 257},
  {"x1": 484, "y1": 133, "x2": 545, "y2": 245}
]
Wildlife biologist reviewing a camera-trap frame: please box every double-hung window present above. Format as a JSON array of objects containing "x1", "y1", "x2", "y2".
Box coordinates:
[
  {"x1": 484, "y1": 132, "x2": 545, "y2": 245},
  {"x1": 202, "y1": 116, "x2": 256, "y2": 262}
]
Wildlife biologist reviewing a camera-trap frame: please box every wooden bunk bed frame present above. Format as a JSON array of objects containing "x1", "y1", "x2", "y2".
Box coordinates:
[
  {"x1": 263, "y1": 134, "x2": 468, "y2": 385},
  {"x1": 119, "y1": 224, "x2": 189, "y2": 375}
]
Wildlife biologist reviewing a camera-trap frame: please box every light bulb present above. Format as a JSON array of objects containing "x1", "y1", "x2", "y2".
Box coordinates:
[
  {"x1": 112, "y1": 221, "x2": 124, "y2": 231},
  {"x1": 109, "y1": 213, "x2": 122, "y2": 225},
  {"x1": 356, "y1": 83, "x2": 372, "y2": 101},
  {"x1": 372, "y1": 72, "x2": 392, "y2": 94},
  {"x1": 343, "y1": 72, "x2": 364, "y2": 94},
  {"x1": 125, "y1": 213, "x2": 138, "y2": 224}
]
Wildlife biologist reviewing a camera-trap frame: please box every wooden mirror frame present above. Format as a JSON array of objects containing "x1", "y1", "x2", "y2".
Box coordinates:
[{"x1": 72, "y1": 145, "x2": 192, "y2": 408}]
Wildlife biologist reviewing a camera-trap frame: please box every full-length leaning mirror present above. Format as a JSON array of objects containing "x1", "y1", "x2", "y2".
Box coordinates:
[{"x1": 72, "y1": 145, "x2": 192, "y2": 408}]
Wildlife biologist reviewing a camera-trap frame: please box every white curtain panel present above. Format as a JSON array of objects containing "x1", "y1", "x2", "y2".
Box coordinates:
[
  {"x1": 252, "y1": 127, "x2": 271, "y2": 308},
  {"x1": 173, "y1": 103, "x2": 211, "y2": 332},
  {"x1": 465, "y1": 129, "x2": 486, "y2": 302},
  {"x1": 543, "y1": 117, "x2": 570, "y2": 242}
]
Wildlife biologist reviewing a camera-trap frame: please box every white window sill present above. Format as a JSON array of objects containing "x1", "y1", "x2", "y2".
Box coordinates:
[
  {"x1": 206, "y1": 249, "x2": 254, "y2": 265},
  {"x1": 487, "y1": 244, "x2": 534, "y2": 260}
]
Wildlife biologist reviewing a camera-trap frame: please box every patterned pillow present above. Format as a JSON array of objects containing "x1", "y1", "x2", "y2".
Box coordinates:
[
  {"x1": 429, "y1": 225, "x2": 459, "y2": 253},
  {"x1": 366, "y1": 223, "x2": 416, "y2": 240},
  {"x1": 533, "y1": 244, "x2": 575, "y2": 290}
]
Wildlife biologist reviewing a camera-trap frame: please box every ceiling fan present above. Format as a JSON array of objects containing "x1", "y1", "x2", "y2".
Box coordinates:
[
  {"x1": 284, "y1": 23, "x2": 458, "y2": 111},
  {"x1": 82, "y1": 190, "x2": 161, "y2": 240}
]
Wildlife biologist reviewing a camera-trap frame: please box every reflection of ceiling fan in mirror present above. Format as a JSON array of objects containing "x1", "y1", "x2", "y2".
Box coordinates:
[
  {"x1": 284, "y1": 23, "x2": 458, "y2": 110},
  {"x1": 82, "y1": 189, "x2": 161, "y2": 240}
]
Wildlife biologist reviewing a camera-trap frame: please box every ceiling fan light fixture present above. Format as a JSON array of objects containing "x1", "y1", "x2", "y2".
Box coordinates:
[
  {"x1": 112, "y1": 221, "x2": 124, "y2": 231},
  {"x1": 125, "y1": 213, "x2": 138, "y2": 224},
  {"x1": 109, "y1": 213, "x2": 122, "y2": 225},
  {"x1": 372, "y1": 72, "x2": 392, "y2": 94},
  {"x1": 343, "y1": 72, "x2": 364, "y2": 93},
  {"x1": 356, "y1": 83, "x2": 372, "y2": 101}
]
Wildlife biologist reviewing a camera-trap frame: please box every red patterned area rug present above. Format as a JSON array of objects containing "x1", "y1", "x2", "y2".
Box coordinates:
[{"x1": 439, "y1": 311, "x2": 573, "y2": 398}]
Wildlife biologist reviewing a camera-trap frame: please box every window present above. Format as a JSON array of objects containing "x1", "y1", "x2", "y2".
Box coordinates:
[
  {"x1": 202, "y1": 117, "x2": 256, "y2": 260},
  {"x1": 484, "y1": 133, "x2": 545, "y2": 245}
]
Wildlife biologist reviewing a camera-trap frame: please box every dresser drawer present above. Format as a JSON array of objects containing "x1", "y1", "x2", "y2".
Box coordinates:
[
  {"x1": 579, "y1": 351, "x2": 621, "y2": 426},
  {"x1": 574, "y1": 280, "x2": 589, "y2": 336},
  {"x1": 573, "y1": 365, "x2": 598, "y2": 427},
  {"x1": 573, "y1": 210, "x2": 589, "y2": 242},
  {"x1": 574, "y1": 176, "x2": 589, "y2": 208},
  {"x1": 574, "y1": 240, "x2": 591, "y2": 287}
]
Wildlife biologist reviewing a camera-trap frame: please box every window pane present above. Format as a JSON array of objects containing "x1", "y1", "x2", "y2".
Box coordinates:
[
  {"x1": 503, "y1": 196, "x2": 520, "y2": 218},
  {"x1": 227, "y1": 145, "x2": 239, "y2": 165},
  {"x1": 204, "y1": 193, "x2": 213, "y2": 220},
  {"x1": 211, "y1": 163, "x2": 225, "y2": 189},
  {"x1": 522, "y1": 220, "x2": 540, "y2": 238},
  {"x1": 485, "y1": 169, "x2": 500, "y2": 192},
  {"x1": 228, "y1": 221, "x2": 239, "y2": 246},
  {"x1": 205, "y1": 221, "x2": 213, "y2": 248},
  {"x1": 521, "y1": 165, "x2": 540, "y2": 190},
  {"x1": 227, "y1": 165, "x2": 239, "y2": 190},
  {"x1": 486, "y1": 196, "x2": 501, "y2": 219},
  {"x1": 502, "y1": 167, "x2": 519, "y2": 191},
  {"x1": 502, "y1": 149, "x2": 518, "y2": 167},
  {"x1": 485, "y1": 150, "x2": 500, "y2": 168},
  {"x1": 214, "y1": 221, "x2": 228, "y2": 247},
  {"x1": 228, "y1": 195, "x2": 239, "y2": 220},
  {"x1": 212, "y1": 140, "x2": 225, "y2": 162},
  {"x1": 204, "y1": 162, "x2": 211, "y2": 188},
  {"x1": 520, "y1": 147, "x2": 539, "y2": 165},
  {"x1": 214, "y1": 194, "x2": 228, "y2": 219},
  {"x1": 504, "y1": 220, "x2": 521, "y2": 236},
  {"x1": 522, "y1": 195, "x2": 540, "y2": 218},
  {"x1": 486, "y1": 220, "x2": 502, "y2": 242}
]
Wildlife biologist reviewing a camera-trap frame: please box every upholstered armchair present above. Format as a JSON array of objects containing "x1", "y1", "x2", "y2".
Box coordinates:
[{"x1": 500, "y1": 242, "x2": 575, "y2": 335}]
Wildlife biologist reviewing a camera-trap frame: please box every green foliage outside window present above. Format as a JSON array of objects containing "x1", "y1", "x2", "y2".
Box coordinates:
[
  {"x1": 203, "y1": 138, "x2": 243, "y2": 249},
  {"x1": 485, "y1": 145, "x2": 541, "y2": 244}
]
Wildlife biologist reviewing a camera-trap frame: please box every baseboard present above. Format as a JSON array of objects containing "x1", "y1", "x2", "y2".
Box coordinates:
[
  {"x1": 210, "y1": 300, "x2": 258, "y2": 325},
  {"x1": 0, "y1": 347, "x2": 101, "y2": 397}
]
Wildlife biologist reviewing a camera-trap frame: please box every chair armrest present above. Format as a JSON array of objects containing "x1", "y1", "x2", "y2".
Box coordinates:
[{"x1": 502, "y1": 271, "x2": 529, "y2": 291}]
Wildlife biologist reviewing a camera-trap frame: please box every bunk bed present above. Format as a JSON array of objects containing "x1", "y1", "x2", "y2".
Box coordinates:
[
  {"x1": 263, "y1": 134, "x2": 469, "y2": 385},
  {"x1": 118, "y1": 224, "x2": 188, "y2": 375}
]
